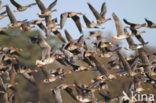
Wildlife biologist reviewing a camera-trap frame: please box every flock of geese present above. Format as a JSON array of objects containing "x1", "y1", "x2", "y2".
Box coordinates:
[{"x1": 0, "y1": 0, "x2": 156, "y2": 103}]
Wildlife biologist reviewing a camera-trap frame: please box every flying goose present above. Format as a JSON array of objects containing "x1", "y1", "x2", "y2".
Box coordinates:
[
  {"x1": 51, "y1": 83, "x2": 75, "y2": 103},
  {"x1": 87, "y1": 2, "x2": 111, "y2": 25},
  {"x1": 60, "y1": 12, "x2": 83, "y2": 33},
  {"x1": 130, "y1": 27, "x2": 148, "y2": 45},
  {"x1": 145, "y1": 18, "x2": 156, "y2": 28},
  {"x1": 36, "y1": 0, "x2": 57, "y2": 17},
  {"x1": 4, "y1": 5, "x2": 23, "y2": 27},
  {"x1": 112, "y1": 13, "x2": 131, "y2": 40},
  {"x1": 10, "y1": 0, "x2": 36, "y2": 12},
  {"x1": 83, "y1": 15, "x2": 98, "y2": 28},
  {"x1": 124, "y1": 28, "x2": 144, "y2": 50},
  {"x1": 123, "y1": 18, "x2": 147, "y2": 29}
]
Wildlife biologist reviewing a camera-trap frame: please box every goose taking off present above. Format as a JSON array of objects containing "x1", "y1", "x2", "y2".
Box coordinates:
[
  {"x1": 145, "y1": 18, "x2": 156, "y2": 28},
  {"x1": 87, "y1": 2, "x2": 111, "y2": 26},
  {"x1": 60, "y1": 12, "x2": 83, "y2": 33},
  {"x1": 123, "y1": 18, "x2": 147, "y2": 29},
  {"x1": 10, "y1": 0, "x2": 36, "y2": 12},
  {"x1": 35, "y1": 0, "x2": 57, "y2": 17},
  {"x1": 112, "y1": 13, "x2": 131, "y2": 40}
]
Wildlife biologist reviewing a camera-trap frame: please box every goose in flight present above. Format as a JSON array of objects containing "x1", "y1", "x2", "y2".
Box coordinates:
[
  {"x1": 87, "y1": 2, "x2": 111, "y2": 26},
  {"x1": 10, "y1": 0, "x2": 36, "y2": 12},
  {"x1": 60, "y1": 12, "x2": 83, "y2": 33},
  {"x1": 145, "y1": 18, "x2": 156, "y2": 28},
  {"x1": 36, "y1": 0, "x2": 57, "y2": 17},
  {"x1": 4, "y1": 5, "x2": 24, "y2": 27},
  {"x1": 112, "y1": 13, "x2": 131, "y2": 40},
  {"x1": 123, "y1": 18, "x2": 147, "y2": 29},
  {"x1": 83, "y1": 15, "x2": 98, "y2": 28}
]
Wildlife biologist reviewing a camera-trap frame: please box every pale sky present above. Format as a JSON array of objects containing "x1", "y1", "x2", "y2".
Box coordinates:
[{"x1": 0, "y1": 0, "x2": 156, "y2": 50}]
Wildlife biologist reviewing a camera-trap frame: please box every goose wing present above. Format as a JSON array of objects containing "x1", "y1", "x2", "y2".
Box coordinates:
[
  {"x1": 64, "y1": 29, "x2": 74, "y2": 42},
  {"x1": 60, "y1": 12, "x2": 68, "y2": 29},
  {"x1": 83, "y1": 15, "x2": 91, "y2": 27},
  {"x1": 47, "y1": 0, "x2": 57, "y2": 10},
  {"x1": 71, "y1": 15, "x2": 82, "y2": 33},
  {"x1": 10, "y1": 0, "x2": 22, "y2": 9},
  {"x1": 87, "y1": 3, "x2": 102, "y2": 20},
  {"x1": 112, "y1": 13, "x2": 125, "y2": 36},
  {"x1": 35, "y1": 0, "x2": 46, "y2": 13},
  {"x1": 100, "y1": 2, "x2": 106, "y2": 19}
]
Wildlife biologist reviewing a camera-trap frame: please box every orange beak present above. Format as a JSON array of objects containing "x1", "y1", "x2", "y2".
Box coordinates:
[
  {"x1": 97, "y1": 77, "x2": 101, "y2": 80},
  {"x1": 124, "y1": 47, "x2": 129, "y2": 50},
  {"x1": 112, "y1": 36, "x2": 116, "y2": 40}
]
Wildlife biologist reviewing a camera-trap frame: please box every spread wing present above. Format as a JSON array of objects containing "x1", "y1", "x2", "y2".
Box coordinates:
[
  {"x1": 71, "y1": 15, "x2": 82, "y2": 33},
  {"x1": 48, "y1": 0, "x2": 57, "y2": 10},
  {"x1": 53, "y1": 30, "x2": 66, "y2": 43},
  {"x1": 87, "y1": 3, "x2": 102, "y2": 20},
  {"x1": 60, "y1": 12, "x2": 68, "y2": 29},
  {"x1": 100, "y1": 2, "x2": 106, "y2": 18},
  {"x1": 83, "y1": 15, "x2": 91, "y2": 27},
  {"x1": 10, "y1": 0, "x2": 22, "y2": 9},
  {"x1": 112, "y1": 12, "x2": 125, "y2": 36},
  {"x1": 64, "y1": 29, "x2": 74, "y2": 42},
  {"x1": 35, "y1": 0, "x2": 46, "y2": 13}
]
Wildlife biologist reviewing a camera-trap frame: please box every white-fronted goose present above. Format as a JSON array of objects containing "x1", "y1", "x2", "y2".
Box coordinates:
[
  {"x1": 87, "y1": 2, "x2": 111, "y2": 25},
  {"x1": 145, "y1": 18, "x2": 156, "y2": 28},
  {"x1": 10, "y1": 0, "x2": 36, "y2": 12},
  {"x1": 35, "y1": 0, "x2": 57, "y2": 17},
  {"x1": 112, "y1": 13, "x2": 131, "y2": 40},
  {"x1": 123, "y1": 18, "x2": 147, "y2": 29},
  {"x1": 60, "y1": 12, "x2": 83, "y2": 33}
]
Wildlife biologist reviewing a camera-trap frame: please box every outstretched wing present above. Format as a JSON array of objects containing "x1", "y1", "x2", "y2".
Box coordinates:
[
  {"x1": 88, "y1": 3, "x2": 102, "y2": 20},
  {"x1": 10, "y1": 0, "x2": 22, "y2": 9},
  {"x1": 60, "y1": 12, "x2": 68, "y2": 29},
  {"x1": 100, "y1": 2, "x2": 107, "y2": 18},
  {"x1": 112, "y1": 13, "x2": 125, "y2": 36},
  {"x1": 71, "y1": 15, "x2": 82, "y2": 33},
  {"x1": 48, "y1": 0, "x2": 57, "y2": 10}
]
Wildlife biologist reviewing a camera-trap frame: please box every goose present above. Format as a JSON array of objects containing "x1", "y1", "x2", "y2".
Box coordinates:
[
  {"x1": 123, "y1": 18, "x2": 147, "y2": 29},
  {"x1": 36, "y1": 0, "x2": 57, "y2": 17},
  {"x1": 4, "y1": 5, "x2": 23, "y2": 27},
  {"x1": 51, "y1": 83, "x2": 75, "y2": 103},
  {"x1": 112, "y1": 13, "x2": 131, "y2": 40},
  {"x1": 87, "y1": 2, "x2": 111, "y2": 25},
  {"x1": 124, "y1": 28, "x2": 145, "y2": 50},
  {"x1": 130, "y1": 27, "x2": 148, "y2": 45},
  {"x1": 83, "y1": 15, "x2": 98, "y2": 28},
  {"x1": 138, "y1": 48, "x2": 153, "y2": 75},
  {"x1": 145, "y1": 18, "x2": 156, "y2": 28},
  {"x1": 60, "y1": 12, "x2": 83, "y2": 33},
  {"x1": 0, "y1": 11, "x2": 7, "y2": 20},
  {"x1": 10, "y1": 0, "x2": 36, "y2": 12}
]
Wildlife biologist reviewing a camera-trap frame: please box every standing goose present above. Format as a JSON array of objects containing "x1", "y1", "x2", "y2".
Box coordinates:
[
  {"x1": 112, "y1": 13, "x2": 131, "y2": 40},
  {"x1": 4, "y1": 5, "x2": 23, "y2": 27},
  {"x1": 87, "y1": 2, "x2": 111, "y2": 25},
  {"x1": 123, "y1": 18, "x2": 147, "y2": 29},
  {"x1": 10, "y1": 0, "x2": 36, "y2": 12},
  {"x1": 60, "y1": 12, "x2": 83, "y2": 33},
  {"x1": 36, "y1": 0, "x2": 57, "y2": 17},
  {"x1": 145, "y1": 18, "x2": 156, "y2": 28}
]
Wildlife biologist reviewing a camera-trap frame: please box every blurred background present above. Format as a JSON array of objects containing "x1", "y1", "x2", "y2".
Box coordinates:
[{"x1": 0, "y1": 0, "x2": 156, "y2": 103}]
